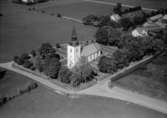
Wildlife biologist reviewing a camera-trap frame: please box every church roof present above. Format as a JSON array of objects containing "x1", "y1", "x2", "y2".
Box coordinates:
[{"x1": 81, "y1": 43, "x2": 101, "y2": 57}]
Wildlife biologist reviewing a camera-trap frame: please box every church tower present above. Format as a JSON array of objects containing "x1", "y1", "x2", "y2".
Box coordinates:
[{"x1": 67, "y1": 26, "x2": 81, "y2": 69}]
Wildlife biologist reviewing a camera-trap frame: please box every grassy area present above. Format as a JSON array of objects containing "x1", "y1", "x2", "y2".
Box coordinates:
[
  {"x1": 0, "y1": 68, "x2": 37, "y2": 105},
  {"x1": 114, "y1": 52, "x2": 167, "y2": 101},
  {"x1": 99, "y1": 0, "x2": 167, "y2": 9},
  {"x1": 0, "y1": 85, "x2": 166, "y2": 118},
  {"x1": 39, "y1": 1, "x2": 114, "y2": 19},
  {"x1": 0, "y1": 0, "x2": 96, "y2": 63}
]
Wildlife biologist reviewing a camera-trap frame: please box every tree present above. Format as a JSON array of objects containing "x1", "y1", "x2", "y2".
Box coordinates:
[
  {"x1": 49, "y1": 53, "x2": 61, "y2": 60},
  {"x1": 119, "y1": 17, "x2": 133, "y2": 30},
  {"x1": 38, "y1": 42, "x2": 56, "y2": 59},
  {"x1": 98, "y1": 15, "x2": 121, "y2": 28},
  {"x1": 95, "y1": 26, "x2": 109, "y2": 45},
  {"x1": 0, "y1": 70, "x2": 6, "y2": 79},
  {"x1": 13, "y1": 56, "x2": 24, "y2": 65},
  {"x1": 23, "y1": 60, "x2": 33, "y2": 69},
  {"x1": 31, "y1": 50, "x2": 36, "y2": 57},
  {"x1": 118, "y1": 36, "x2": 145, "y2": 61},
  {"x1": 35, "y1": 54, "x2": 45, "y2": 72},
  {"x1": 113, "y1": 3, "x2": 122, "y2": 14},
  {"x1": 70, "y1": 73, "x2": 81, "y2": 87},
  {"x1": 108, "y1": 28, "x2": 121, "y2": 46},
  {"x1": 20, "y1": 53, "x2": 30, "y2": 60},
  {"x1": 58, "y1": 67, "x2": 72, "y2": 84},
  {"x1": 43, "y1": 56, "x2": 61, "y2": 79},
  {"x1": 82, "y1": 15, "x2": 99, "y2": 26},
  {"x1": 96, "y1": 26, "x2": 121, "y2": 46},
  {"x1": 98, "y1": 56, "x2": 118, "y2": 73},
  {"x1": 113, "y1": 49, "x2": 130, "y2": 68},
  {"x1": 72, "y1": 62, "x2": 95, "y2": 83},
  {"x1": 98, "y1": 16, "x2": 111, "y2": 27},
  {"x1": 151, "y1": 38, "x2": 165, "y2": 54},
  {"x1": 133, "y1": 15, "x2": 146, "y2": 25},
  {"x1": 56, "y1": 43, "x2": 61, "y2": 48},
  {"x1": 57, "y1": 13, "x2": 62, "y2": 18}
]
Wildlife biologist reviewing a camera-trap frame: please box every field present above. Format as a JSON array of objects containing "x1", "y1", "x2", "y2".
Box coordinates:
[
  {"x1": 98, "y1": 0, "x2": 167, "y2": 9},
  {"x1": 0, "y1": 0, "x2": 96, "y2": 63},
  {"x1": 38, "y1": 1, "x2": 114, "y2": 19},
  {"x1": 0, "y1": 85, "x2": 166, "y2": 118},
  {"x1": 0, "y1": 68, "x2": 36, "y2": 103},
  {"x1": 115, "y1": 53, "x2": 167, "y2": 101}
]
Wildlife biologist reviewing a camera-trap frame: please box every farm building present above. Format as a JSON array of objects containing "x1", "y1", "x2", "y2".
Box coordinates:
[
  {"x1": 110, "y1": 14, "x2": 121, "y2": 22},
  {"x1": 132, "y1": 27, "x2": 148, "y2": 37}
]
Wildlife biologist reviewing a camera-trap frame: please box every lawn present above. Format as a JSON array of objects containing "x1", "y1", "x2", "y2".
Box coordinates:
[
  {"x1": 0, "y1": 85, "x2": 166, "y2": 118},
  {"x1": 98, "y1": 0, "x2": 167, "y2": 9},
  {"x1": 114, "y1": 52, "x2": 167, "y2": 101},
  {"x1": 0, "y1": 68, "x2": 36, "y2": 101}
]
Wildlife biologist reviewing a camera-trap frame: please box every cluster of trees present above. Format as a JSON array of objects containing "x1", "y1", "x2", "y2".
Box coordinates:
[
  {"x1": 14, "y1": 43, "x2": 61, "y2": 79},
  {"x1": 35, "y1": 43, "x2": 61, "y2": 79},
  {"x1": 97, "y1": 29, "x2": 166, "y2": 73},
  {"x1": 0, "y1": 82, "x2": 38, "y2": 106},
  {"x1": 13, "y1": 42, "x2": 97, "y2": 87},
  {"x1": 95, "y1": 26, "x2": 121, "y2": 46},
  {"x1": 83, "y1": 4, "x2": 147, "y2": 30},
  {"x1": 82, "y1": 15, "x2": 121, "y2": 28},
  {"x1": 58, "y1": 57, "x2": 97, "y2": 87},
  {"x1": 14, "y1": 53, "x2": 35, "y2": 70}
]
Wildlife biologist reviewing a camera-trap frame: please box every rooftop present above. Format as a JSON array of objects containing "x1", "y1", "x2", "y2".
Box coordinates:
[{"x1": 81, "y1": 43, "x2": 101, "y2": 57}]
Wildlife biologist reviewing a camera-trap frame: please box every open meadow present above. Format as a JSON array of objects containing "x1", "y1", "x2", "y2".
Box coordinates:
[
  {"x1": 0, "y1": 86, "x2": 166, "y2": 118},
  {"x1": 39, "y1": 1, "x2": 114, "y2": 19},
  {"x1": 115, "y1": 53, "x2": 167, "y2": 101},
  {"x1": 0, "y1": 68, "x2": 36, "y2": 98}
]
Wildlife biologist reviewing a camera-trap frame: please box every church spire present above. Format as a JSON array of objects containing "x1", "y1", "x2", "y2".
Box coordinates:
[{"x1": 71, "y1": 26, "x2": 77, "y2": 41}]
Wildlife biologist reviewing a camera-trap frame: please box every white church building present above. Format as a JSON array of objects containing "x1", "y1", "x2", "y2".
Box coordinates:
[{"x1": 67, "y1": 27, "x2": 101, "y2": 69}]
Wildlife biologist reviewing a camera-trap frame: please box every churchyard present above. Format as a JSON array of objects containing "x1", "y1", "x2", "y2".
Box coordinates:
[{"x1": 0, "y1": 0, "x2": 167, "y2": 117}]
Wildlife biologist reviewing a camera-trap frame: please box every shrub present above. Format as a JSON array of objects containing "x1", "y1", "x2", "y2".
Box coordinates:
[
  {"x1": 95, "y1": 26, "x2": 109, "y2": 45},
  {"x1": 30, "y1": 66, "x2": 36, "y2": 71},
  {"x1": 96, "y1": 26, "x2": 121, "y2": 46},
  {"x1": 38, "y1": 42, "x2": 56, "y2": 59},
  {"x1": 113, "y1": 49, "x2": 130, "y2": 68},
  {"x1": 57, "y1": 13, "x2": 62, "y2": 18},
  {"x1": 98, "y1": 56, "x2": 118, "y2": 73},
  {"x1": 82, "y1": 15, "x2": 99, "y2": 26},
  {"x1": 31, "y1": 50, "x2": 36, "y2": 57},
  {"x1": 20, "y1": 53, "x2": 31, "y2": 60},
  {"x1": 56, "y1": 43, "x2": 61, "y2": 48},
  {"x1": 0, "y1": 70, "x2": 6, "y2": 80},
  {"x1": 43, "y1": 56, "x2": 61, "y2": 79},
  {"x1": 119, "y1": 18, "x2": 133, "y2": 30},
  {"x1": 23, "y1": 60, "x2": 33, "y2": 69},
  {"x1": 113, "y1": 3, "x2": 122, "y2": 14},
  {"x1": 13, "y1": 56, "x2": 24, "y2": 65},
  {"x1": 58, "y1": 67, "x2": 72, "y2": 84}
]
